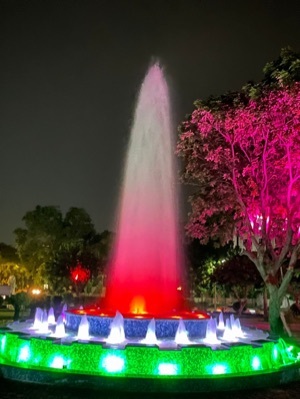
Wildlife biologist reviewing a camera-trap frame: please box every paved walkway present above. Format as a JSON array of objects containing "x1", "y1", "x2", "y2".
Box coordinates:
[{"x1": 240, "y1": 315, "x2": 300, "y2": 340}]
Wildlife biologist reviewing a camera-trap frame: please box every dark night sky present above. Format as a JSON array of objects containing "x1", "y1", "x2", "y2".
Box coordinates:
[{"x1": 0, "y1": 0, "x2": 299, "y2": 244}]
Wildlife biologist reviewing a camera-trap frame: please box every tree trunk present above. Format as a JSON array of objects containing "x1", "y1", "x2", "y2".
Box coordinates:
[
  {"x1": 13, "y1": 304, "x2": 20, "y2": 321},
  {"x1": 267, "y1": 285, "x2": 284, "y2": 336},
  {"x1": 263, "y1": 287, "x2": 268, "y2": 321}
]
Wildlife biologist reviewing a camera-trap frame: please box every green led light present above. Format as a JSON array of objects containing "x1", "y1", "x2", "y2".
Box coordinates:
[
  {"x1": 251, "y1": 356, "x2": 261, "y2": 370},
  {"x1": 49, "y1": 355, "x2": 65, "y2": 369},
  {"x1": 273, "y1": 347, "x2": 278, "y2": 360},
  {"x1": 18, "y1": 344, "x2": 31, "y2": 362},
  {"x1": 101, "y1": 354, "x2": 125, "y2": 373},
  {"x1": 0, "y1": 332, "x2": 299, "y2": 380},
  {"x1": 157, "y1": 363, "x2": 178, "y2": 376},
  {"x1": 1, "y1": 336, "x2": 6, "y2": 353},
  {"x1": 207, "y1": 364, "x2": 228, "y2": 375}
]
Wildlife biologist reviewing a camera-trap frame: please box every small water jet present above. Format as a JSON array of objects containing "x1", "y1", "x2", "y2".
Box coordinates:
[
  {"x1": 203, "y1": 318, "x2": 220, "y2": 345},
  {"x1": 38, "y1": 309, "x2": 49, "y2": 334},
  {"x1": 222, "y1": 318, "x2": 237, "y2": 342},
  {"x1": 53, "y1": 316, "x2": 66, "y2": 338},
  {"x1": 77, "y1": 314, "x2": 90, "y2": 340},
  {"x1": 141, "y1": 318, "x2": 158, "y2": 345},
  {"x1": 61, "y1": 304, "x2": 67, "y2": 323},
  {"x1": 32, "y1": 307, "x2": 43, "y2": 330},
  {"x1": 47, "y1": 307, "x2": 55, "y2": 325},
  {"x1": 217, "y1": 312, "x2": 225, "y2": 330},
  {"x1": 106, "y1": 311, "x2": 125, "y2": 344},
  {"x1": 174, "y1": 319, "x2": 190, "y2": 345},
  {"x1": 232, "y1": 317, "x2": 244, "y2": 338}
]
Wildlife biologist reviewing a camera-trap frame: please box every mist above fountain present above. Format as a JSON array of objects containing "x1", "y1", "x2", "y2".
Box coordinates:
[{"x1": 104, "y1": 64, "x2": 184, "y2": 316}]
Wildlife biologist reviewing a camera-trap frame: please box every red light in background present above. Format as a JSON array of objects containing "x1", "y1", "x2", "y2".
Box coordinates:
[{"x1": 70, "y1": 263, "x2": 90, "y2": 284}]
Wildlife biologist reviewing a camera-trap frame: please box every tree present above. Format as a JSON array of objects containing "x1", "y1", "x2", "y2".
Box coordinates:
[
  {"x1": 212, "y1": 255, "x2": 262, "y2": 315},
  {"x1": 0, "y1": 243, "x2": 30, "y2": 290},
  {"x1": 47, "y1": 213, "x2": 111, "y2": 294},
  {"x1": 186, "y1": 238, "x2": 230, "y2": 299},
  {"x1": 48, "y1": 241, "x2": 102, "y2": 294},
  {"x1": 14, "y1": 206, "x2": 63, "y2": 286},
  {"x1": 62, "y1": 207, "x2": 97, "y2": 247},
  {"x1": 177, "y1": 48, "x2": 300, "y2": 334},
  {"x1": 14, "y1": 206, "x2": 108, "y2": 293}
]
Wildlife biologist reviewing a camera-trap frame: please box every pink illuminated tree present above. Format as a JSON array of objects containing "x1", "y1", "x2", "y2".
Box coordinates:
[{"x1": 177, "y1": 51, "x2": 300, "y2": 334}]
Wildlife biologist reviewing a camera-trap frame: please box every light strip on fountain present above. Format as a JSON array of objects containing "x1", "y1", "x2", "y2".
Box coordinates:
[
  {"x1": 251, "y1": 356, "x2": 261, "y2": 371},
  {"x1": 1, "y1": 336, "x2": 6, "y2": 353},
  {"x1": 0, "y1": 331, "x2": 299, "y2": 379},
  {"x1": 272, "y1": 346, "x2": 278, "y2": 360},
  {"x1": 207, "y1": 364, "x2": 229, "y2": 375},
  {"x1": 18, "y1": 344, "x2": 31, "y2": 362},
  {"x1": 49, "y1": 356, "x2": 66, "y2": 369},
  {"x1": 157, "y1": 363, "x2": 178, "y2": 376},
  {"x1": 100, "y1": 354, "x2": 125, "y2": 373}
]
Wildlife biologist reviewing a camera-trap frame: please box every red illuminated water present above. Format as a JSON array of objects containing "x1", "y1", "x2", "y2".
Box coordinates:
[
  {"x1": 103, "y1": 64, "x2": 185, "y2": 316},
  {"x1": 72, "y1": 308, "x2": 209, "y2": 320}
]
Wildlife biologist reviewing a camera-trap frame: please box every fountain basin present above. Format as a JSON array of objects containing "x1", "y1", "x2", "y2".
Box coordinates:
[
  {"x1": 1, "y1": 327, "x2": 300, "y2": 392},
  {"x1": 66, "y1": 310, "x2": 209, "y2": 339}
]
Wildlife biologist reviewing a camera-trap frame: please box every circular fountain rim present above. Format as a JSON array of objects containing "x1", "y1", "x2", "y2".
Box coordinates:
[
  {"x1": 65, "y1": 308, "x2": 210, "y2": 339},
  {"x1": 1, "y1": 323, "x2": 300, "y2": 393},
  {"x1": 67, "y1": 307, "x2": 210, "y2": 320}
]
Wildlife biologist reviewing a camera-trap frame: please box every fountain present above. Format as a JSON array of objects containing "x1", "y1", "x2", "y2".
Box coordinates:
[
  {"x1": 104, "y1": 63, "x2": 184, "y2": 317},
  {"x1": 65, "y1": 64, "x2": 209, "y2": 341},
  {"x1": 0, "y1": 63, "x2": 300, "y2": 392}
]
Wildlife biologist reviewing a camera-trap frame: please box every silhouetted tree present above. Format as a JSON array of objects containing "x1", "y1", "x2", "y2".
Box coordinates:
[
  {"x1": 212, "y1": 255, "x2": 262, "y2": 315},
  {"x1": 14, "y1": 205, "x2": 111, "y2": 293}
]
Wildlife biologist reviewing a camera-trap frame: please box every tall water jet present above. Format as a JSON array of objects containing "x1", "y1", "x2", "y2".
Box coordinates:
[{"x1": 104, "y1": 64, "x2": 184, "y2": 315}]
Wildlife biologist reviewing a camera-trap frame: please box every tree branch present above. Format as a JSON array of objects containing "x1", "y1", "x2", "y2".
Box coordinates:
[{"x1": 278, "y1": 243, "x2": 300, "y2": 300}]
